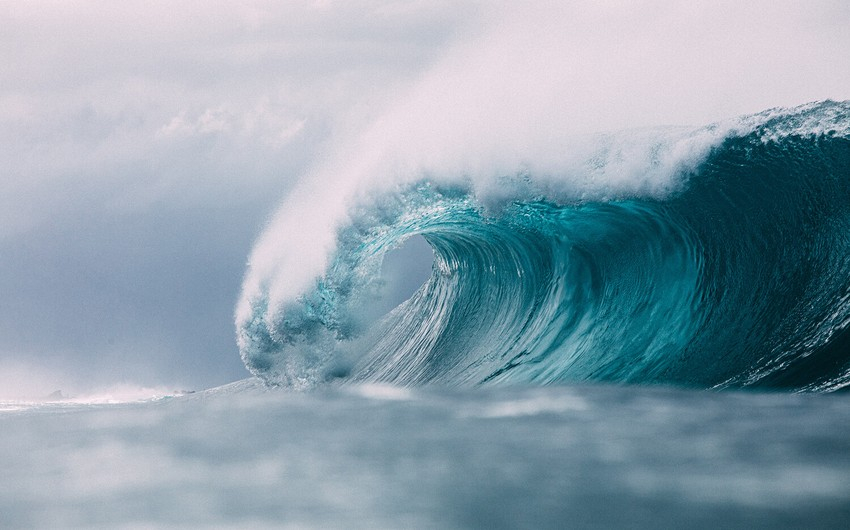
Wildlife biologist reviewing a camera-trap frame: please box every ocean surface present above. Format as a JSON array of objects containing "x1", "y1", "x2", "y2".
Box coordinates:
[
  {"x1": 3, "y1": 101, "x2": 850, "y2": 528},
  {"x1": 2, "y1": 381, "x2": 849, "y2": 529}
]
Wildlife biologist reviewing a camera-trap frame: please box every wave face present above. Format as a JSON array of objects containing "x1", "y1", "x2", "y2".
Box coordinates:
[{"x1": 237, "y1": 101, "x2": 850, "y2": 391}]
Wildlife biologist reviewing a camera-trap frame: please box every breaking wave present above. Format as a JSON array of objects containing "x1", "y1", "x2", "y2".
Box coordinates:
[{"x1": 237, "y1": 101, "x2": 850, "y2": 392}]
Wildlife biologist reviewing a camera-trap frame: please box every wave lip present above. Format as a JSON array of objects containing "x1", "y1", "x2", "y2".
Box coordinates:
[{"x1": 237, "y1": 101, "x2": 850, "y2": 391}]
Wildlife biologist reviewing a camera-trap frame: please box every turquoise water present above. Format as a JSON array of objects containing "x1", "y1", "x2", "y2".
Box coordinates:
[{"x1": 238, "y1": 101, "x2": 850, "y2": 392}]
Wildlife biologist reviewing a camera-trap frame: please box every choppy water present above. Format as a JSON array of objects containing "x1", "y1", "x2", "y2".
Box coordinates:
[{"x1": 2, "y1": 381, "x2": 849, "y2": 529}]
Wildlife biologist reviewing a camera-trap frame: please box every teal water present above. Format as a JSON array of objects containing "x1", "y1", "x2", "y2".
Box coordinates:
[{"x1": 238, "y1": 101, "x2": 850, "y2": 392}]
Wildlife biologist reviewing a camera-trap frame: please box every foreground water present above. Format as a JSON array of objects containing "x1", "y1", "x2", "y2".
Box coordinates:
[{"x1": 1, "y1": 380, "x2": 848, "y2": 529}]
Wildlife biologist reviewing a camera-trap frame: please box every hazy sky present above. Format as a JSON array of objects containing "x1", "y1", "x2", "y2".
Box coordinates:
[{"x1": 2, "y1": 1, "x2": 849, "y2": 396}]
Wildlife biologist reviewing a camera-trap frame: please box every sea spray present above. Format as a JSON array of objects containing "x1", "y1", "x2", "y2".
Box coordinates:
[{"x1": 238, "y1": 101, "x2": 850, "y2": 391}]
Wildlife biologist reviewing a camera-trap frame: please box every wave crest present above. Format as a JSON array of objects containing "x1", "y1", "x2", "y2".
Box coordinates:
[{"x1": 237, "y1": 101, "x2": 850, "y2": 391}]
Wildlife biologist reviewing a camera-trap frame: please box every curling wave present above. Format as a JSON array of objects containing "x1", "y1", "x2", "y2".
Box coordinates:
[{"x1": 237, "y1": 101, "x2": 850, "y2": 391}]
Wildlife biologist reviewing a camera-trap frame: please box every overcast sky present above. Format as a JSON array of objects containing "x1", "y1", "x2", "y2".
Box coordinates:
[{"x1": 1, "y1": 1, "x2": 849, "y2": 396}]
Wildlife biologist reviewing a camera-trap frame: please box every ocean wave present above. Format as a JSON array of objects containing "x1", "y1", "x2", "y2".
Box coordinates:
[{"x1": 237, "y1": 100, "x2": 850, "y2": 391}]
